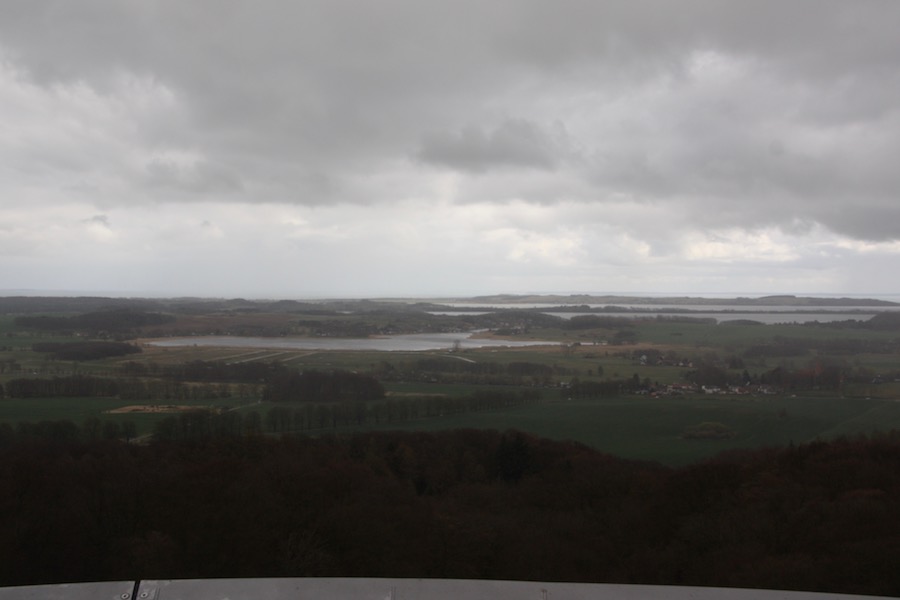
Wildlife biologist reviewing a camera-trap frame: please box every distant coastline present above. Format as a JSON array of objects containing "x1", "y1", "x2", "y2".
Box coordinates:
[
  {"x1": 452, "y1": 294, "x2": 900, "y2": 307},
  {"x1": 0, "y1": 293, "x2": 898, "y2": 315}
]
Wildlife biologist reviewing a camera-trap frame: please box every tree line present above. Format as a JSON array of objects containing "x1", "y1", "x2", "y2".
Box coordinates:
[
  {"x1": 1, "y1": 367, "x2": 383, "y2": 404},
  {"x1": 0, "y1": 374, "x2": 241, "y2": 401},
  {"x1": 153, "y1": 390, "x2": 542, "y2": 441},
  {"x1": 15, "y1": 309, "x2": 175, "y2": 337},
  {"x1": 375, "y1": 358, "x2": 570, "y2": 386},
  {"x1": 32, "y1": 341, "x2": 141, "y2": 360}
]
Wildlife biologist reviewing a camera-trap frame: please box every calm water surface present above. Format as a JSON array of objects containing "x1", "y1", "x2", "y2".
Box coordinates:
[{"x1": 148, "y1": 332, "x2": 558, "y2": 352}]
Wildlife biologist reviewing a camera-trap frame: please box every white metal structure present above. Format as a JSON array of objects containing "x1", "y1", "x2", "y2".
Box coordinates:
[{"x1": 0, "y1": 578, "x2": 893, "y2": 600}]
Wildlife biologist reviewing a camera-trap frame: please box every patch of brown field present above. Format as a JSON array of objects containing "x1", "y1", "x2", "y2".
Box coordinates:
[
  {"x1": 106, "y1": 405, "x2": 207, "y2": 414},
  {"x1": 127, "y1": 342, "x2": 302, "y2": 364}
]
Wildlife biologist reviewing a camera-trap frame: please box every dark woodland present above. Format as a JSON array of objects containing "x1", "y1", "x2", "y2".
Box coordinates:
[{"x1": 1, "y1": 429, "x2": 900, "y2": 595}]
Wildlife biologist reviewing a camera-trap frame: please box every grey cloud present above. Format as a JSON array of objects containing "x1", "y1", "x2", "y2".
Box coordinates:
[
  {"x1": 581, "y1": 59, "x2": 900, "y2": 241},
  {"x1": 143, "y1": 158, "x2": 243, "y2": 196},
  {"x1": 416, "y1": 119, "x2": 562, "y2": 173},
  {"x1": 1, "y1": 0, "x2": 899, "y2": 239},
  {"x1": 83, "y1": 214, "x2": 110, "y2": 227},
  {"x1": 815, "y1": 203, "x2": 900, "y2": 242}
]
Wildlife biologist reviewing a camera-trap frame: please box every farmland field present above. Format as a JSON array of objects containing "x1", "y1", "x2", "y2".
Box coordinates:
[{"x1": 322, "y1": 392, "x2": 900, "y2": 466}]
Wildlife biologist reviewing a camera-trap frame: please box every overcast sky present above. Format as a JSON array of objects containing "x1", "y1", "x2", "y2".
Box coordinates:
[{"x1": 1, "y1": 0, "x2": 899, "y2": 299}]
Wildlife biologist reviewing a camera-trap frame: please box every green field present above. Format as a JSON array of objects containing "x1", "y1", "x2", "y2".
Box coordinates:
[{"x1": 333, "y1": 392, "x2": 900, "y2": 466}]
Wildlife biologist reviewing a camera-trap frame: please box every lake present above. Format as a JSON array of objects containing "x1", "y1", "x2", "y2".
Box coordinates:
[{"x1": 147, "y1": 332, "x2": 559, "y2": 352}]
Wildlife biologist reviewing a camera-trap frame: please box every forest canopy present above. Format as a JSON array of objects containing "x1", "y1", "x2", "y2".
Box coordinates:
[{"x1": 0, "y1": 430, "x2": 899, "y2": 596}]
